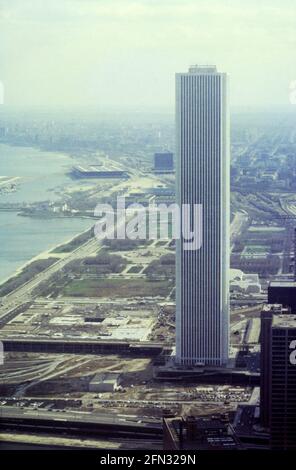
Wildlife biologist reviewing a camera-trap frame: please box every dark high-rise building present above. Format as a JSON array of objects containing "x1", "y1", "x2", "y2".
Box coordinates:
[
  {"x1": 154, "y1": 152, "x2": 174, "y2": 172},
  {"x1": 260, "y1": 306, "x2": 296, "y2": 449},
  {"x1": 268, "y1": 281, "x2": 296, "y2": 313},
  {"x1": 260, "y1": 304, "x2": 289, "y2": 428},
  {"x1": 163, "y1": 415, "x2": 241, "y2": 450}
]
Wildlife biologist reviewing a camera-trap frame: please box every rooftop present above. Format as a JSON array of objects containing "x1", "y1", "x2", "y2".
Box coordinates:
[
  {"x1": 272, "y1": 314, "x2": 296, "y2": 329},
  {"x1": 188, "y1": 65, "x2": 217, "y2": 74},
  {"x1": 90, "y1": 372, "x2": 121, "y2": 386},
  {"x1": 269, "y1": 281, "x2": 296, "y2": 288},
  {"x1": 262, "y1": 304, "x2": 290, "y2": 314}
]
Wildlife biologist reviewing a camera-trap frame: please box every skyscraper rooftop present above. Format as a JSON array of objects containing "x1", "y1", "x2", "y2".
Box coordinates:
[{"x1": 188, "y1": 65, "x2": 217, "y2": 73}]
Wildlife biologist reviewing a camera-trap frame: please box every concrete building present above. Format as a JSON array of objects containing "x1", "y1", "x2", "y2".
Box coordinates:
[
  {"x1": 230, "y1": 269, "x2": 261, "y2": 294},
  {"x1": 89, "y1": 372, "x2": 121, "y2": 393},
  {"x1": 175, "y1": 65, "x2": 230, "y2": 366},
  {"x1": 71, "y1": 165, "x2": 129, "y2": 179},
  {"x1": 260, "y1": 306, "x2": 296, "y2": 449}
]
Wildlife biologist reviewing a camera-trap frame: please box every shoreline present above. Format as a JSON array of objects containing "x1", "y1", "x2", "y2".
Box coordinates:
[
  {"x1": 0, "y1": 224, "x2": 94, "y2": 290},
  {"x1": 0, "y1": 142, "x2": 95, "y2": 289}
]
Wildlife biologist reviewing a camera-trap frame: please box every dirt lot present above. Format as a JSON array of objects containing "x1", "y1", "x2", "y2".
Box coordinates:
[{"x1": 63, "y1": 278, "x2": 172, "y2": 298}]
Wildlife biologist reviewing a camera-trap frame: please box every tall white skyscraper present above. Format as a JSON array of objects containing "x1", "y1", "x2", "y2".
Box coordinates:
[{"x1": 175, "y1": 65, "x2": 230, "y2": 366}]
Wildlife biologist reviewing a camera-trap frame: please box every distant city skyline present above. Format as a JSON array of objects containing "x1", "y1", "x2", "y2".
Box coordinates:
[{"x1": 0, "y1": 0, "x2": 295, "y2": 110}]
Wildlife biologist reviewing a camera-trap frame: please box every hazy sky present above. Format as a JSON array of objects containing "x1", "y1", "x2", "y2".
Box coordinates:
[{"x1": 0, "y1": 0, "x2": 296, "y2": 110}]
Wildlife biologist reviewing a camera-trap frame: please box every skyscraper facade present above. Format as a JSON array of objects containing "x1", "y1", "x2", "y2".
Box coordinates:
[
  {"x1": 175, "y1": 65, "x2": 230, "y2": 366},
  {"x1": 260, "y1": 310, "x2": 296, "y2": 449},
  {"x1": 268, "y1": 281, "x2": 296, "y2": 313},
  {"x1": 260, "y1": 303, "x2": 289, "y2": 428}
]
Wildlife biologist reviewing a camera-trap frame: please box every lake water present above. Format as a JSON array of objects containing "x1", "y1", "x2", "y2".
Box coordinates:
[{"x1": 0, "y1": 144, "x2": 92, "y2": 283}]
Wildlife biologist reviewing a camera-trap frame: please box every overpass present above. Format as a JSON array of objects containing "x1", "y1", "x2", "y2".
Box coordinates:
[
  {"x1": 1, "y1": 337, "x2": 166, "y2": 357},
  {"x1": 0, "y1": 407, "x2": 162, "y2": 440}
]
